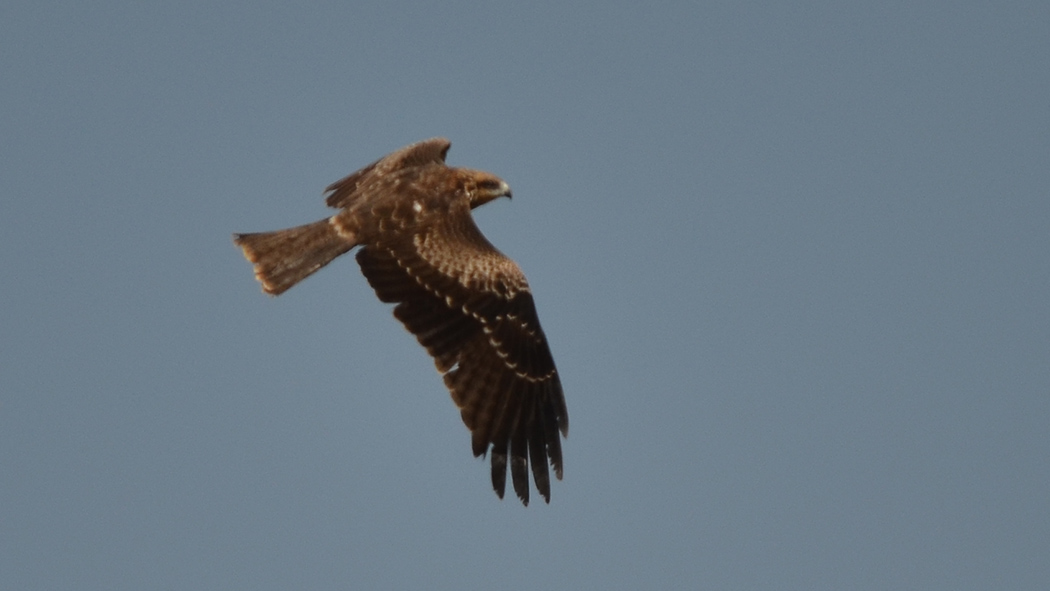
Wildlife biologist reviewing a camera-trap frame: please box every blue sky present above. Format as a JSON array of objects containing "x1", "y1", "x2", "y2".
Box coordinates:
[{"x1": 2, "y1": 1, "x2": 1047, "y2": 589}]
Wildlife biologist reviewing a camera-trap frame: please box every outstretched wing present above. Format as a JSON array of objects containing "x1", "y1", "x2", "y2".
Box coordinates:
[
  {"x1": 324, "y1": 137, "x2": 451, "y2": 209},
  {"x1": 355, "y1": 205, "x2": 568, "y2": 505}
]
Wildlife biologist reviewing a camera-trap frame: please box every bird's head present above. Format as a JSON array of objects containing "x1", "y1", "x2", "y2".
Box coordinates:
[{"x1": 462, "y1": 169, "x2": 512, "y2": 208}]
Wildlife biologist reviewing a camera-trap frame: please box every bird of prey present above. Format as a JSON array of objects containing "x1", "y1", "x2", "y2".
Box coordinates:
[{"x1": 233, "y1": 138, "x2": 567, "y2": 505}]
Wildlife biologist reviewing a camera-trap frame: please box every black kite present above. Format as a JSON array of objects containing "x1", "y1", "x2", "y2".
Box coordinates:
[{"x1": 233, "y1": 138, "x2": 567, "y2": 505}]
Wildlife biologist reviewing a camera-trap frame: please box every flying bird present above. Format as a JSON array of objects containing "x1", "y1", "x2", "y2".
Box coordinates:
[{"x1": 233, "y1": 138, "x2": 567, "y2": 505}]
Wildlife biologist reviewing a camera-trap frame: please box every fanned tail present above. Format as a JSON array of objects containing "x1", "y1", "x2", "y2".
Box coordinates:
[{"x1": 233, "y1": 218, "x2": 355, "y2": 295}]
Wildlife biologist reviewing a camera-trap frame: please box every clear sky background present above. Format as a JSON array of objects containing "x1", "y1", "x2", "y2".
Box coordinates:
[{"x1": 2, "y1": 2, "x2": 1047, "y2": 589}]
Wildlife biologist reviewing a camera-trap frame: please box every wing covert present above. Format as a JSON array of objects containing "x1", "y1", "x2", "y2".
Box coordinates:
[{"x1": 325, "y1": 137, "x2": 451, "y2": 209}]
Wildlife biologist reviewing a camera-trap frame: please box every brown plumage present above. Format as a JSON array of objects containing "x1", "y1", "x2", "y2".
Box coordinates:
[{"x1": 233, "y1": 138, "x2": 568, "y2": 505}]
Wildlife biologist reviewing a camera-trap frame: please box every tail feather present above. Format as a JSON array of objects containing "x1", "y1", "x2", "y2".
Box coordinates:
[{"x1": 233, "y1": 218, "x2": 355, "y2": 295}]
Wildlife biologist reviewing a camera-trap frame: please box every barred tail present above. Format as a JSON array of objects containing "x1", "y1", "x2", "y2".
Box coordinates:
[{"x1": 233, "y1": 218, "x2": 355, "y2": 295}]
